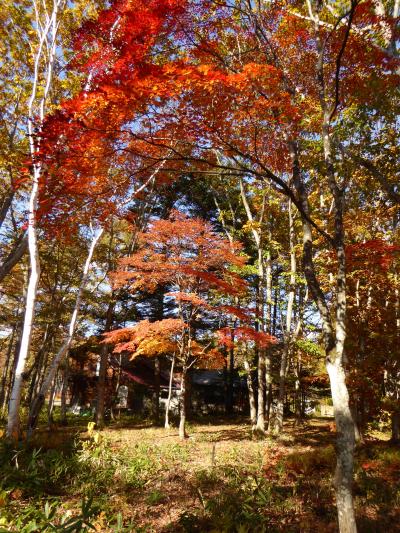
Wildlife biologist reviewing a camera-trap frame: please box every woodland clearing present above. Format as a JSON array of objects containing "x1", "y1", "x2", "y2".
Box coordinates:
[{"x1": 1, "y1": 416, "x2": 399, "y2": 532}]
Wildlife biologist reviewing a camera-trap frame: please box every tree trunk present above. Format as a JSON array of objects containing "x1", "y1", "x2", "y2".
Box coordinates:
[
  {"x1": 27, "y1": 227, "x2": 103, "y2": 435},
  {"x1": 265, "y1": 346, "x2": 273, "y2": 428},
  {"x1": 60, "y1": 359, "x2": 69, "y2": 426},
  {"x1": 179, "y1": 366, "x2": 188, "y2": 439},
  {"x1": 151, "y1": 288, "x2": 164, "y2": 424},
  {"x1": 275, "y1": 344, "x2": 289, "y2": 434},
  {"x1": 327, "y1": 356, "x2": 357, "y2": 533},
  {"x1": 226, "y1": 341, "x2": 234, "y2": 414},
  {"x1": 3, "y1": 294, "x2": 26, "y2": 415},
  {"x1": 7, "y1": 191, "x2": 40, "y2": 440},
  {"x1": 289, "y1": 130, "x2": 357, "y2": 531},
  {"x1": 0, "y1": 233, "x2": 28, "y2": 283},
  {"x1": 152, "y1": 357, "x2": 160, "y2": 424},
  {"x1": 265, "y1": 248, "x2": 274, "y2": 429},
  {"x1": 294, "y1": 350, "x2": 304, "y2": 426},
  {"x1": 0, "y1": 324, "x2": 17, "y2": 414},
  {"x1": 350, "y1": 403, "x2": 362, "y2": 444},
  {"x1": 255, "y1": 247, "x2": 266, "y2": 435},
  {"x1": 301, "y1": 392, "x2": 306, "y2": 419},
  {"x1": 390, "y1": 378, "x2": 400, "y2": 443},
  {"x1": 266, "y1": 382, "x2": 272, "y2": 429},
  {"x1": 95, "y1": 299, "x2": 114, "y2": 428},
  {"x1": 294, "y1": 376, "x2": 302, "y2": 425},
  {"x1": 5, "y1": 327, "x2": 23, "y2": 416},
  {"x1": 47, "y1": 375, "x2": 57, "y2": 427},
  {"x1": 6, "y1": 0, "x2": 62, "y2": 440},
  {"x1": 95, "y1": 220, "x2": 117, "y2": 426},
  {"x1": 391, "y1": 411, "x2": 400, "y2": 443},
  {"x1": 255, "y1": 349, "x2": 266, "y2": 434},
  {"x1": 0, "y1": 188, "x2": 14, "y2": 230},
  {"x1": 165, "y1": 354, "x2": 175, "y2": 429},
  {"x1": 244, "y1": 359, "x2": 257, "y2": 426}
]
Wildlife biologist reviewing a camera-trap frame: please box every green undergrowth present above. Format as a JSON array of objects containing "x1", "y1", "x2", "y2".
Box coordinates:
[
  {"x1": 0, "y1": 425, "x2": 159, "y2": 531},
  {"x1": 0, "y1": 420, "x2": 399, "y2": 532}
]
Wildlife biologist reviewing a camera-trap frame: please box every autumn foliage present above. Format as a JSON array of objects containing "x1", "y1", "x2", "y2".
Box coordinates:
[
  {"x1": 1, "y1": 0, "x2": 400, "y2": 527},
  {"x1": 112, "y1": 209, "x2": 246, "y2": 298},
  {"x1": 104, "y1": 210, "x2": 278, "y2": 385},
  {"x1": 37, "y1": 0, "x2": 186, "y2": 232},
  {"x1": 345, "y1": 240, "x2": 400, "y2": 429}
]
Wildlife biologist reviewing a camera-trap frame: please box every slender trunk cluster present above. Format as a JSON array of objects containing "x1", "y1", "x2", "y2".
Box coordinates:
[
  {"x1": 27, "y1": 227, "x2": 103, "y2": 435},
  {"x1": 6, "y1": 0, "x2": 64, "y2": 440},
  {"x1": 96, "y1": 299, "x2": 115, "y2": 428},
  {"x1": 244, "y1": 359, "x2": 257, "y2": 425},
  {"x1": 239, "y1": 179, "x2": 271, "y2": 434},
  {"x1": 179, "y1": 365, "x2": 188, "y2": 440},
  {"x1": 165, "y1": 354, "x2": 175, "y2": 429}
]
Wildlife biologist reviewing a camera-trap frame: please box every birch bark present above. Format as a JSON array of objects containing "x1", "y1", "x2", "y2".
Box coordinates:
[
  {"x1": 165, "y1": 353, "x2": 176, "y2": 429},
  {"x1": 6, "y1": 0, "x2": 64, "y2": 440},
  {"x1": 27, "y1": 227, "x2": 103, "y2": 434},
  {"x1": 274, "y1": 199, "x2": 297, "y2": 434},
  {"x1": 239, "y1": 178, "x2": 268, "y2": 434}
]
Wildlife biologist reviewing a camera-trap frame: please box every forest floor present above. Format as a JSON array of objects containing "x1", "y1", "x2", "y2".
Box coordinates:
[{"x1": 0, "y1": 415, "x2": 400, "y2": 532}]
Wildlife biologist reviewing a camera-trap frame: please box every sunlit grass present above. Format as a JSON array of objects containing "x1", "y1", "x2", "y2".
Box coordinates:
[{"x1": 0, "y1": 417, "x2": 398, "y2": 532}]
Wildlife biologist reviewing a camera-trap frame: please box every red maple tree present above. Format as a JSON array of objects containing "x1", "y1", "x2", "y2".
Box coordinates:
[{"x1": 106, "y1": 209, "x2": 253, "y2": 438}]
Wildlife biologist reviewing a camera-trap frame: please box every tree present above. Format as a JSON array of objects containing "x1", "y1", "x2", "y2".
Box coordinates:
[
  {"x1": 108, "y1": 209, "x2": 248, "y2": 438},
  {"x1": 3, "y1": 0, "x2": 107, "y2": 440},
  {"x1": 7, "y1": 0, "x2": 67, "y2": 440},
  {"x1": 131, "y1": 3, "x2": 397, "y2": 529},
  {"x1": 1, "y1": 0, "x2": 398, "y2": 528},
  {"x1": 344, "y1": 240, "x2": 400, "y2": 441},
  {"x1": 5, "y1": 0, "x2": 179, "y2": 439}
]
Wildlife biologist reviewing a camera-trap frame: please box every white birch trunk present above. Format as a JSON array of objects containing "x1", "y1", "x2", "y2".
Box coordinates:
[
  {"x1": 275, "y1": 199, "x2": 297, "y2": 434},
  {"x1": 6, "y1": 0, "x2": 63, "y2": 440},
  {"x1": 179, "y1": 365, "x2": 188, "y2": 440},
  {"x1": 27, "y1": 227, "x2": 103, "y2": 434},
  {"x1": 165, "y1": 353, "x2": 175, "y2": 429}
]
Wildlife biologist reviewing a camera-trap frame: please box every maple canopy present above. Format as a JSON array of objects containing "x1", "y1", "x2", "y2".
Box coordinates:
[
  {"x1": 33, "y1": 0, "x2": 399, "y2": 243},
  {"x1": 105, "y1": 210, "x2": 275, "y2": 368},
  {"x1": 103, "y1": 318, "x2": 226, "y2": 368},
  {"x1": 36, "y1": 0, "x2": 186, "y2": 233},
  {"x1": 112, "y1": 209, "x2": 247, "y2": 299},
  {"x1": 103, "y1": 318, "x2": 184, "y2": 358}
]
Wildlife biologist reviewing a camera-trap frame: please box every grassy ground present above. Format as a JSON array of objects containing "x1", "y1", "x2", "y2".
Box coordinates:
[{"x1": 0, "y1": 416, "x2": 399, "y2": 532}]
